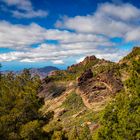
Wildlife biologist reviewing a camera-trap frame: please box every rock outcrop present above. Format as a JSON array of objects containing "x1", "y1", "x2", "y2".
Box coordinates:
[
  {"x1": 77, "y1": 69, "x2": 123, "y2": 102},
  {"x1": 78, "y1": 69, "x2": 93, "y2": 86},
  {"x1": 67, "y1": 55, "x2": 97, "y2": 72},
  {"x1": 97, "y1": 70, "x2": 123, "y2": 93}
]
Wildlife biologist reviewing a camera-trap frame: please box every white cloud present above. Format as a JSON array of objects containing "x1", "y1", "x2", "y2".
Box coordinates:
[
  {"x1": 12, "y1": 9, "x2": 48, "y2": 18},
  {"x1": 56, "y1": 3, "x2": 140, "y2": 41},
  {"x1": 95, "y1": 50, "x2": 129, "y2": 62},
  {"x1": 76, "y1": 57, "x2": 85, "y2": 63},
  {"x1": 98, "y1": 3, "x2": 140, "y2": 21},
  {"x1": 0, "y1": 2, "x2": 139, "y2": 64},
  {"x1": 125, "y1": 27, "x2": 140, "y2": 41},
  {"x1": 1, "y1": 0, "x2": 32, "y2": 11},
  {"x1": 0, "y1": 41, "x2": 128, "y2": 63},
  {"x1": 0, "y1": 21, "x2": 111, "y2": 50},
  {"x1": 0, "y1": 21, "x2": 47, "y2": 49},
  {"x1": 52, "y1": 60, "x2": 64, "y2": 64},
  {"x1": 1, "y1": 0, "x2": 48, "y2": 18},
  {"x1": 20, "y1": 58, "x2": 36, "y2": 63}
]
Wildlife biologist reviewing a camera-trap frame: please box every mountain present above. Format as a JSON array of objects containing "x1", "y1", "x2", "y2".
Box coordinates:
[
  {"x1": 119, "y1": 47, "x2": 140, "y2": 64},
  {"x1": 1, "y1": 47, "x2": 140, "y2": 139},
  {"x1": 29, "y1": 66, "x2": 59, "y2": 78},
  {"x1": 38, "y1": 47, "x2": 140, "y2": 139},
  {"x1": 1, "y1": 66, "x2": 59, "y2": 79}
]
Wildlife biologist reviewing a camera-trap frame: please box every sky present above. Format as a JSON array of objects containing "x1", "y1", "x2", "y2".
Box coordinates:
[{"x1": 0, "y1": 0, "x2": 140, "y2": 71}]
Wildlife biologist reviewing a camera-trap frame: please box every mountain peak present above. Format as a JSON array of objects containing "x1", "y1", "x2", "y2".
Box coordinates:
[
  {"x1": 132, "y1": 46, "x2": 140, "y2": 51},
  {"x1": 67, "y1": 55, "x2": 98, "y2": 72},
  {"x1": 81, "y1": 55, "x2": 97, "y2": 65},
  {"x1": 119, "y1": 46, "x2": 140, "y2": 64}
]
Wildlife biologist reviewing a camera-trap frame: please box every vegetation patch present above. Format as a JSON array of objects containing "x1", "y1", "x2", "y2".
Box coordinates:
[{"x1": 61, "y1": 92, "x2": 85, "y2": 117}]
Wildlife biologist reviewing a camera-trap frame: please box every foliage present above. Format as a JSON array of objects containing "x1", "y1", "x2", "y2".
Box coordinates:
[
  {"x1": 93, "y1": 62, "x2": 120, "y2": 77},
  {"x1": 0, "y1": 69, "x2": 51, "y2": 139},
  {"x1": 20, "y1": 120, "x2": 43, "y2": 140},
  {"x1": 51, "y1": 131, "x2": 66, "y2": 140},
  {"x1": 1, "y1": 48, "x2": 140, "y2": 140},
  {"x1": 61, "y1": 92, "x2": 85, "y2": 116},
  {"x1": 68, "y1": 125, "x2": 92, "y2": 140},
  {"x1": 95, "y1": 60, "x2": 140, "y2": 140},
  {"x1": 122, "y1": 47, "x2": 140, "y2": 61}
]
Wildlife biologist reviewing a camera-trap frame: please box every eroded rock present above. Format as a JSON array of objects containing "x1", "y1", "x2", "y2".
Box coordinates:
[
  {"x1": 78, "y1": 69, "x2": 93, "y2": 86},
  {"x1": 77, "y1": 69, "x2": 123, "y2": 103}
]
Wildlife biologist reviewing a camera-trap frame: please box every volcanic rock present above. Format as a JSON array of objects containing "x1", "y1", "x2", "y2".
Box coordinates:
[{"x1": 78, "y1": 69, "x2": 93, "y2": 86}]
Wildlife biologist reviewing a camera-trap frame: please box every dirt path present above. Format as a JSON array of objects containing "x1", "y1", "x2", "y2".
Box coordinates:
[
  {"x1": 76, "y1": 88, "x2": 92, "y2": 109},
  {"x1": 100, "y1": 82, "x2": 112, "y2": 92}
]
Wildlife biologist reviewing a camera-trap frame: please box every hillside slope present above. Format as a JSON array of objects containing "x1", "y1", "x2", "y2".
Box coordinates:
[
  {"x1": 38, "y1": 47, "x2": 140, "y2": 139},
  {"x1": 0, "y1": 47, "x2": 139, "y2": 139}
]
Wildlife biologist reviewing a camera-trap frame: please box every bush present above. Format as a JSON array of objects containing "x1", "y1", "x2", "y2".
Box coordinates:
[
  {"x1": 20, "y1": 120, "x2": 42, "y2": 140},
  {"x1": 96, "y1": 61, "x2": 140, "y2": 140}
]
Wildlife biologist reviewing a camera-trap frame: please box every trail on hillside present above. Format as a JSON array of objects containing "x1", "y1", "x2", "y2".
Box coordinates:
[
  {"x1": 100, "y1": 82, "x2": 112, "y2": 92},
  {"x1": 75, "y1": 88, "x2": 92, "y2": 109}
]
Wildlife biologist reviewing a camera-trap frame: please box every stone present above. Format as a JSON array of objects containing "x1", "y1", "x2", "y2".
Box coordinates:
[{"x1": 78, "y1": 69, "x2": 93, "y2": 86}]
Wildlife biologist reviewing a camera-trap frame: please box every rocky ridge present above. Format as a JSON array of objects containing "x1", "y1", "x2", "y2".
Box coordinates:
[{"x1": 38, "y1": 47, "x2": 140, "y2": 133}]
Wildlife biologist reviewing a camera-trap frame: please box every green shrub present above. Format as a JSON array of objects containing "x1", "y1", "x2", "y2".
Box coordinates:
[
  {"x1": 62, "y1": 92, "x2": 85, "y2": 116},
  {"x1": 96, "y1": 60, "x2": 140, "y2": 140}
]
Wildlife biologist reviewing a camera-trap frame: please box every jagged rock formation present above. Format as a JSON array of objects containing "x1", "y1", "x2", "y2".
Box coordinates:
[
  {"x1": 38, "y1": 48, "x2": 140, "y2": 113},
  {"x1": 36, "y1": 47, "x2": 140, "y2": 139},
  {"x1": 77, "y1": 69, "x2": 123, "y2": 103},
  {"x1": 78, "y1": 69, "x2": 93, "y2": 86},
  {"x1": 39, "y1": 54, "x2": 124, "y2": 104},
  {"x1": 97, "y1": 70, "x2": 123, "y2": 93},
  {"x1": 67, "y1": 55, "x2": 98, "y2": 72},
  {"x1": 36, "y1": 47, "x2": 140, "y2": 138}
]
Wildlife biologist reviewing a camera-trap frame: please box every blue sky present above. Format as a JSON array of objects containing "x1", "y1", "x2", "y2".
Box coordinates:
[{"x1": 0, "y1": 0, "x2": 140, "y2": 71}]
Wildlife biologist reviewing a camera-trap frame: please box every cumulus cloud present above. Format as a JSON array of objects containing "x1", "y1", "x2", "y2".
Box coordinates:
[
  {"x1": 0, "y1": 41, "x2": 128, "y2": 63},
  {"x1": 0, "y1": 2, "x2": 139, "y2": 64},
  {"x1": 99, "y1": 3, "x2": 140, "y2": 21},
  {"x1": 1, "y1": 0, "x2": 32, "y2": 11},
  {"x1": 56, "y1": 3, "x2": 140, "y2": 41},
  {"x1": 125, "y1": 28, "x2": 140, "y2": 41},
  {"x1": 52, "y1": 60, "x2": 64, "y2": 64},
  {"x1": 0, "y1": 21, "x2": 47, "y2": 49},
  {"x1": 1, "y1": 0, "x2": 48, "y2": 18},
  {"x1": 0, "y1": 21, "x2": 110, "y2": 50}
]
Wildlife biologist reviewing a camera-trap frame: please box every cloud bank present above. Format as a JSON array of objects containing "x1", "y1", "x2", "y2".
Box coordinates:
[
  {"x1": 56, "y1": 3, "x2": 140, "y2": 41},
  {"x1": 0, "y1": 2, "x2": 140, "y2": 64}
]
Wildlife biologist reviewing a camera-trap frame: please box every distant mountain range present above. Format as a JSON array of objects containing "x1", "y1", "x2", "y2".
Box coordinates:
[
  {"x1": 1, "y1": 66, "x2": 59, "y2": 79},
  {"x1": 29, "y1": 66, "x2": 59, "y2": 78}
]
